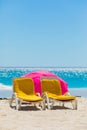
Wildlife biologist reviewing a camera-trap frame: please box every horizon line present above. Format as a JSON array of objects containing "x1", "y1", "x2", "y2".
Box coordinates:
[{"x1": 0, "y1": 66, "x2": 87, "y2": 68}]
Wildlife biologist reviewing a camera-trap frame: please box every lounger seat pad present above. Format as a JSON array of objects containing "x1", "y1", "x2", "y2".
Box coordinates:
[
  {"x1": 17, "y1": 93, "x2": 43, "y2": 102},
  {"x1": 47, "y1": 93, "x2": 76, "y2": 101}
]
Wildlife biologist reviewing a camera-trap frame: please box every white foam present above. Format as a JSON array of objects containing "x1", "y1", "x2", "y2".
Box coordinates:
[{"x1": 0, "y1": 83, "x2": 12, "y2": 90}]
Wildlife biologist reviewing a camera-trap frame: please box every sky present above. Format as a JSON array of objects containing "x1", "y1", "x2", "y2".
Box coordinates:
[{"x1": 0, "y1": 0, "x2": 87, "y2": 67}]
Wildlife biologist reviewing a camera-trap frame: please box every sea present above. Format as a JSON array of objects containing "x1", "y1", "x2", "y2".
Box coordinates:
[{"x1": 0, "y1": 67, "x2": 87, "y2": 98}]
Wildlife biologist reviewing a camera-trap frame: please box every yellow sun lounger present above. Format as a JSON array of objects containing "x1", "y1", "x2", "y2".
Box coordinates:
[
  {"x1": 9, "y1": 78, "x2": 45, "y2": 110},
  {"x1": 41, "y1": 78, "x2": 77, "y2": 110}
]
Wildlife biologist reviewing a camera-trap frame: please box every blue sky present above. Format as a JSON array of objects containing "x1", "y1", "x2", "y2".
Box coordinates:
[{"x1": 0, "y1": 0, "x2": 87, "y2": 67}]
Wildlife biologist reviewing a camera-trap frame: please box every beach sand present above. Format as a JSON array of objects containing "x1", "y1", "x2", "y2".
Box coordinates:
[{"x1": 0, "y1": 97, "x2": 87, "y2": 130}]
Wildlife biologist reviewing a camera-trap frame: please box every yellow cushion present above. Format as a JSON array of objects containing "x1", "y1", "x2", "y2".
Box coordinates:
[
  {"x1": 13, "y1": 78, "x2": 43, "y2": 102},
  {"x1": 48, "y1": 93, "x2": 76, "y2": 101},
  {"x1": 41, "y1": 79, "x2": 62, "y2": 95},
  {"x1": 17, "y1": 93, "x2": 43, "y2": 102}
]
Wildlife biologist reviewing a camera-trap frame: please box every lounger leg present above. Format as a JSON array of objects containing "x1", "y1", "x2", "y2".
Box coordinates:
[
  {"x1": 50, "y1": 100, "x2": 54, "y2": 109},
  {"x1": 34, "y1": 102, "x2": 42, "y2": 110},
  {"x1": 14, "y1": 93, "x2": 20, "y2": 110},
  {"x1": 41, "y1": 93, "x2": 46, "y2": 110},
  {"x1": 40, "y1": 101, "x2": 46, "y2": 110},
  {"x1": 45, "y1": 93, "x2": 50, "y2": 110},
  {"x1": 9, "y1": 94, "x2": 15, "y2": 107},
  {"x1": 74, "y1": 100, "x2": 77, "y2": 110},
  {"x1": 71, "y1": 100, "x2": 77, "y2": 110},
  {"x1": 15, "y1": 97, "x2": 19, "y2": 110},
  {"x1": 18, "y1": 100, "x2": 22, "y2": 110},
  {"x1": 42, "y1": 99, "x2": 46, "y2": 110}
]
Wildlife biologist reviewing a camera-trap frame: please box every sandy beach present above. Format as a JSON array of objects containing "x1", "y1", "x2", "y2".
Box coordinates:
[{"x1": 0, "y1": 97, "x2": 87, "y2": 130}]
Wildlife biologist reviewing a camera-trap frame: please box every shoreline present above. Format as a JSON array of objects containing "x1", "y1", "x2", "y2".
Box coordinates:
[
  {"x1": 0, "y1": 88, "x2": 87, "y2": 98},
  {"x1": 69, "y1": 88, "x2": 87, "y2": 97}
]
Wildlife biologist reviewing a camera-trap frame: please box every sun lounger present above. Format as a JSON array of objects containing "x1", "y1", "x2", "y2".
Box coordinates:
[
  {"x1": 9, "y1": 78, "x2": 45, "y2": 110},
  {"x1": 41, "y1": 78, "x2": 77, "y2": 110}
]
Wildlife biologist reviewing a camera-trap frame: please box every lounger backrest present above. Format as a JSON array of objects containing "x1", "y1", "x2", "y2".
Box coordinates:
[
  {"x1": 41, "y1": 79, "x2": 62, "y2": 95},
  {"x1": 13, "y1": 78, "x2": 35, "y2": 95}
]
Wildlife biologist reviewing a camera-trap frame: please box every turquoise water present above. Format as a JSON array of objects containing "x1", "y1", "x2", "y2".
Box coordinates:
[
  {"x1": 0, "y1": 67, "x2": 87, "y2": 88},
  {"x1": 0, "y1": 67, "x2": 87, "y2": 98}
]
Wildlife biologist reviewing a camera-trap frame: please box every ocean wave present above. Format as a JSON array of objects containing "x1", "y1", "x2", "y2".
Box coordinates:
[{"x1": 0, "y1": 83, "x2": 12, "y2": 90}]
